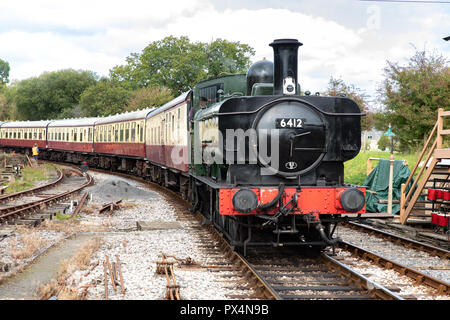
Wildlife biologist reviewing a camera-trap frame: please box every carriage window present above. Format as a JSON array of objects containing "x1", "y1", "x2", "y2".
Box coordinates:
[
  {"x1": 158, "y1": 126, "x2": 160, "y2": 144},
  {"x1": 131, "y1": 122, "x2": 136, "y2": 142}
]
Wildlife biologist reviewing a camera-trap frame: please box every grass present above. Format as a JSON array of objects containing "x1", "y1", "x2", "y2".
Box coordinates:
[
  {"x1": 36, "y1": 237, "x2": 103, "y2": 300},
  {"x1": 5, "y1": 164, "x2": 55, "y2": 194},
  {"x1": 55, "y1": 212, "x2": 73, "y2": 220},
  {"x1": 344, "y1": 151, "x2": 420, "y2": 186},
  {"x1": 8, "y1": 229, "x2": 48, "y2": 260}
]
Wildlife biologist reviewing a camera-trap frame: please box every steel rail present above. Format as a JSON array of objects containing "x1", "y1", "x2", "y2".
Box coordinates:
[
  {"x1": 0, "y1": 165, "x2": 64, "y2": 203},
  {"x1": 345, "y1": 221, "x2": 450, "y2": 259},
  {"x1": 0, "y1": 169, "x2": 92, "y2": 224},
  {"x1": 201, "y1": 221, "x2": 281, "y2": 300},
  {"x1": 320, "y1": 253, "x2": 404, "y2": 300},
  {"x1": 338, "y1": 240, "x2": 450, "y2": 295}
]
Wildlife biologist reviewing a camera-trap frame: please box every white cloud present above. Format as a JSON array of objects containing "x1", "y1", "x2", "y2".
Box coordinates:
[
  {"x1": 0, "y1": 0, "x2": 447, "y2": 102},
  {"x1": 0, "y1": 0, "x2": 210, "y2": 30}
]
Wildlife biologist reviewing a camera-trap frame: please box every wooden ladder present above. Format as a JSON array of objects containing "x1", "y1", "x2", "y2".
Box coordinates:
[{"x1": 400, "y1": 108, "x2": 450, "y2": 225}]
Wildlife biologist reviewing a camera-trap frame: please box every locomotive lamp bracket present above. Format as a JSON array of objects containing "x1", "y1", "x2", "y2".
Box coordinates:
[{"x1": 283, "y1": 77, "x2": 296, "y2": 95}]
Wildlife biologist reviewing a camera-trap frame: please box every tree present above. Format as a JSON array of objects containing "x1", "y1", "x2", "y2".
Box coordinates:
[
  {"x1": 378, "y1": 50, "x2": 450, "y2": 152},
  {"x1": 79, "y1": 78, "x2": 131, "y2": 117},
  {"x1": 0, "y1": 58, "x2": 10, "y2": 87},
  {"x1": 126, "y1": 86, "x2": 174, "y2": 112},
  {"x1": 110, "y1": 36, "x2": 255, "y2": 95},
  {"x1": 0, "y1": 86, "x2": 18, "y2": 120},
  {"x1": 14, "y1": 69, "x2": 97, "y2": 120},
  {"x1": 324, "y1": 77, "x2": 374, "y2": 131},
  {"x1": 377, "y1": 135, "x2": 390, "y2": 151},
  {"x1": 205, "y1": 38, "x2": 255, "y2": 78}
]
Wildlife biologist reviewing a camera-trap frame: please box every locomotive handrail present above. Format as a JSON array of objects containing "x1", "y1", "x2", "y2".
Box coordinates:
[{"x1": 216, "y1": 96, "x2": 366, "y2": 117}]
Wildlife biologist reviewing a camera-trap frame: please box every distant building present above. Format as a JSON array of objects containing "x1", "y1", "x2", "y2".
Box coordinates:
[{"x1": 362, "y1": 130, "x2": 383, "y2": 151}]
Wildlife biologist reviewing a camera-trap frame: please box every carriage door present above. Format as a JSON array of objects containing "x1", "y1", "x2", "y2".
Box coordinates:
[{"x1": 160, "y1": 116, "x2": 166, "y2": 165}]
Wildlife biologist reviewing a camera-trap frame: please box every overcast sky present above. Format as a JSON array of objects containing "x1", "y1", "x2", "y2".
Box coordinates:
[{"x1": 0, "y1": 0, "x2": 449, "y2": 105}]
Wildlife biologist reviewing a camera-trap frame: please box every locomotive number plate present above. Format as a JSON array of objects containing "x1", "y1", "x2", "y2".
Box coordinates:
[{"x1": 275, "y1": 118, "x2": 304, "y2": 128}]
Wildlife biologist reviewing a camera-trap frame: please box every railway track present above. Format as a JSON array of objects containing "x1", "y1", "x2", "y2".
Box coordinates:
[
  {"x1": 0, "y1": 164, "x2": 64, "y2": 204},
  {"x1": 29, "y1": 161, "x2": 450, "y2": 300},
  {"x1": 243, "y1": 248, "x2": 403, "y2": 300},
  {"x1": 344, "y1": 221, "x2": 450, "y2": 259},
  {"x1": 337, "y1": 240, "x2": 450, "y2": 296},
  {"x1": 167, "y1": 202, "x2": 403, "y2": 300},
  {"x1": 0, "y1": 165, "x2": 92, "y2": 226}
]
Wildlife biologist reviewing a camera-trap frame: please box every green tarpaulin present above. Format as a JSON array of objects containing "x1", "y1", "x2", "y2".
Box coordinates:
[{"x1": 363, "y1": 159, "x2": 416, "y2": 215}]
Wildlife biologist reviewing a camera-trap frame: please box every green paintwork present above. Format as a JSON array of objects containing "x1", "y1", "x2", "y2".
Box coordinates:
[{"x1": 190, "y1": 74, "x2": 247, "y2": 176}]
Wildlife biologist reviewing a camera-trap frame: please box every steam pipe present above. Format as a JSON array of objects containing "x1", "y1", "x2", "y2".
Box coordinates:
[
  {"x1": 316, "y1": 223, "x2": 339, "y2": 245},
  {"x1": 257, "y1": 183, "x2": 285, "y2": 211}
]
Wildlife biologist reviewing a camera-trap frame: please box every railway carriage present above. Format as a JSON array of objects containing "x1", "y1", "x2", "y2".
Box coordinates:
[
  {"x1": 92, "y1": 109, "x2": 150, "y2": 174},
  {"x1": 144, "y1": 92, "x2": 190, "y2": 194},
  {"x1": 47, "y1": 118, "x2": 98, "y2": 153},
  {"x1": 0, "y1": 120, "x2": 51, "y2": 151},
  {"x1": 145, "y1": 92, "x2": 190, "y2": 172},
  {"x1": 93, "y1": 109, "x2": 149, "y2": 158}
]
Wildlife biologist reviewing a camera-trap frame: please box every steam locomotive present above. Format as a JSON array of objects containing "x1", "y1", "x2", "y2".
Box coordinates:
[
  {"x1": 191, "y1": 39, "x2": 366, "y2": 254},
  {"x1": 0, "y1": 38, "x2": 366, "y2": 254}
]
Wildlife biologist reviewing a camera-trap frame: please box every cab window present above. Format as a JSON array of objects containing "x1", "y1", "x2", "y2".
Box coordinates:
[{"x1": 198, "y1": 83, "x2": 224, "y2": 107}]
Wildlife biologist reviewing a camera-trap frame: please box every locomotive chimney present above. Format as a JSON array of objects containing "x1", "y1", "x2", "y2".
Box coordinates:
[{"x1": 269, "y1": 38, "x2": 302, "y2": 95}]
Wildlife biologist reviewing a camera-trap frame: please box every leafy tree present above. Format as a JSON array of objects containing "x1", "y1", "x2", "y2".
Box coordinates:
[
  {"x1": 79, "y1": 78, "x2": 131, "y2": 117},
  {"x1": 205, "y1": 38, "x2": 255, "y2": 78},
  {"x1": 378, "y1": 50, "x2": 450, "y2": 152},
  {"x1": 0, "y1": 58, "x2": 10, "y2": 87},
  {"x1": 126, "y1": 86, "x2": 174, "y2": 112},
  {"x1": 110, "y1": 36, "x2": 255, "y2": 95},
  {"x1": 377, "y1": 135, "x2": 390, "y2": 151},
  {"x1": 14, "y1": 69, "x2": 97, "y2": 120},
  {"x1": 324, "y1": 76, "x2": 374, "y2": 131},
  {"x1": 0, "y1": 86, "x2": 18, "y2": 120}
]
